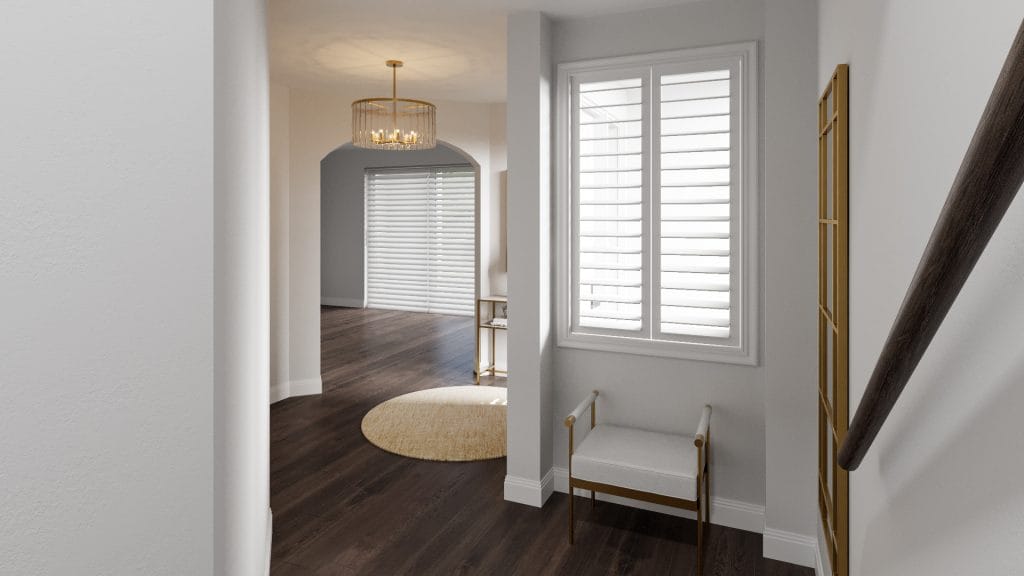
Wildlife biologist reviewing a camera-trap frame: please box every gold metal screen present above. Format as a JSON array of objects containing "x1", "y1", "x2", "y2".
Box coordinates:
[{"x1": 818, "y1": 64, "x2": 848, "y2": 576}]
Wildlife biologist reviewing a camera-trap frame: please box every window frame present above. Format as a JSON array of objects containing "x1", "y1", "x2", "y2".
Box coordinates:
[{"x1": 555, "y1": 41, "x2": 760, "y2": 365}]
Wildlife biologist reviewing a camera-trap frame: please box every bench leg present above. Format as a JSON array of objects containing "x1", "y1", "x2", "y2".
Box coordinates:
[
  {"x1": 591, "y1": 490, "x2": 596, "y2": 508},
  {"x1": 697, "y1": 489, "x2": 703, "y2": 576}
]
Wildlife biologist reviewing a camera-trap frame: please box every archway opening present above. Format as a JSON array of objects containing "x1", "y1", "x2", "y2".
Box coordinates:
[{"x1": 320, "y1": 139, "x2": 481, "y2": 314}]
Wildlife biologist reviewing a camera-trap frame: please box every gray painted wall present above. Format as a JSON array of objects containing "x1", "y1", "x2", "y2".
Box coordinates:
[
  {"x1": 550, "y1": 0, "x2": 769, "y2": 512},
  {"x1": 818, "y1": 1, "x2": 1024, "y2": 574},
  {"x1": 504, "y1": 0, "x2": 821, "y2": 563},
  {"x1": 320, "y1": 143, "x2": 472, "y2": 305}
]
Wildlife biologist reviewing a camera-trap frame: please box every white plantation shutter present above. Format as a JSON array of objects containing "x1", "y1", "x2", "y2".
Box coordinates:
[
  {"x1": 656, "y1": 68, "x2": 733, "y2": 340},
  {"x1": 575, "y1": 76, "x2": 647, "y2": 333},
  {"x1": 561, "y1": 44, "x2": 756, "y2": 363},
  {"x1": 365, "y1": 166, "x2": 475, "y2": 316}
]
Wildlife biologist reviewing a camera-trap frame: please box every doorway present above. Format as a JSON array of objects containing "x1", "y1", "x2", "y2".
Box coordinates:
[
  {"x1": 364, "y1": 165, "x2": 476, "y2": 316},
  {"x1": 320, "y1": 141, "x2": 480, "y2": 314}
]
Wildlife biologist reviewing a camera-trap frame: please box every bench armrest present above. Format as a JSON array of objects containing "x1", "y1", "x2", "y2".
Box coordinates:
[
  {"x1": 694, "y1": 405, "x2": 712, "y2": 448},
  {"x1": 564, "y1": 390, "x2": 599, "y2": 428}
]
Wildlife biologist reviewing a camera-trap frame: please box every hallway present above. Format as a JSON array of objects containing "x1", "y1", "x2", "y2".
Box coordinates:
[{"x1": 269, "y1": 307, "x2": 812, "y2": 575}]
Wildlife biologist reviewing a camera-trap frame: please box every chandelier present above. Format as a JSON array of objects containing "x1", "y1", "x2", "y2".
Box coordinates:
[{"x1": 352, "y1": 60, "x2": 437, "y2": 150}]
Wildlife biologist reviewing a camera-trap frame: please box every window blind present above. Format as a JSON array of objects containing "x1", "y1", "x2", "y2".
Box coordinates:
[
  {"x1": 365, "y1": 166, "x2": 475, "y2": 316},
  {"x1": 576, "y1": 77, "x2": 646, "y2": 332},
  {"x1": 658, "y1": 69, "x2": 732, "y2": 339},
  {"x1": 571, "y1": 67, "x2": 736, "y2": 341}
]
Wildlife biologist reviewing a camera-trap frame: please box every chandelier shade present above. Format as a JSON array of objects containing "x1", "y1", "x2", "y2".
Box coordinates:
[{"x1": 352, "y1": 61, "x2": 437, "y2": 150}]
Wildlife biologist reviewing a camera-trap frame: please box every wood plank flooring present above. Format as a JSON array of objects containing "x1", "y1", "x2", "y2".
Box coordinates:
[{"x1": 270, "y1": 306, "x2": 813, "y2": 576}]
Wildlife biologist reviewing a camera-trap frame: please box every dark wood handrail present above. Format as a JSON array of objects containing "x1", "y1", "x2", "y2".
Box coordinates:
[{"x1": 838, "y1": 19, "x2": 1024, "y2": 471}]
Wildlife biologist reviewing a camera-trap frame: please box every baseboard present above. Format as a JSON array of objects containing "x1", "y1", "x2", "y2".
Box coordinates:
[
  {"x1": 321, "y1": 296, "x2": 363, "y2": 308},
  {"x1": 540, "y1": 468, "x2": 554, "y2": 503},
  {"x1": 764, "y1": 527, "x2": 817, "y2": 568},
  {"x1": 264, "y1": 507, "x2": 273, "y2": 576},
  {"x1": 503, "y1": 469, "x2": 554, "y2": 508},
  {"x1": 551, "y1": 466, "x2": 764, "y2": 535},
  {"x1": 270, "y1": 376, "x2": 323, "y2": 404}
]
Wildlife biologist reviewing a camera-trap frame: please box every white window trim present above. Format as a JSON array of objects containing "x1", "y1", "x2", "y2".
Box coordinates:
[{"x1": 555, "y1": 41, "x2": 760, "y2": 365}]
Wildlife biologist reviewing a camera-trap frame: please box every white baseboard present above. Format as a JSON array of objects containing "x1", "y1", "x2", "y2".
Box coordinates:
[
  {"x1": 764, "y1": 527, "x2": 817, "y2": 568},
  {"x1": 264, "y1": 507, "x2": 273, "y2": 576},
  {"x1": 503, "y1": 469, "x2": 554, "y2": 508},
  {"x1": 270, "y1": 376, "x2": 323, "y2": 404},
  {"x1": 551, "y1": 466, "x2": 764, "y2": 535},
  {"x1": 321, "y1": 296, "x2": 363, "y2": 308}
]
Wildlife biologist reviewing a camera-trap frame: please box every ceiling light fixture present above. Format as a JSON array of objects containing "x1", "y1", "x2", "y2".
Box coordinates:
[{"x1": 352, "y1": 60, "x2": 437, "y2": 150}]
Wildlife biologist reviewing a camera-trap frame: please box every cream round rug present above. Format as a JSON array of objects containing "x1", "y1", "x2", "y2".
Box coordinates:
[{"x1": 361, "y1": 385, "x2": 507, "y2": 461}]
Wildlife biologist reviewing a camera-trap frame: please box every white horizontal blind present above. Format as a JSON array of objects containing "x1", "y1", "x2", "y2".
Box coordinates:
[
  {"x1": 575, "y1": 76, "x2": 646, "y2": 333},
  {"x1": 365, "y1": 166, "x2": 475, "y2": 316},
  {"x1": 657, "y1": 69, "x2": 733, "y2": 339}
]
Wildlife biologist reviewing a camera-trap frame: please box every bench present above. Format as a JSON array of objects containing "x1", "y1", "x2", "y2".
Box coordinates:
[{"x1": 564, "y1": 391, "x2": 712, "y2": 574}]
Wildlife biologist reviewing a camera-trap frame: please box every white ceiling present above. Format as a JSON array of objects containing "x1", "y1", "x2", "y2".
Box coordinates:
[{"x1": 269, "y1": 0, "x2": 697, "y2": 103}]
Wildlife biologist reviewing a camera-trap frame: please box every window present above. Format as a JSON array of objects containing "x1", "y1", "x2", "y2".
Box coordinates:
[
  {"x1": 365, "y1": 166, "x2": 476, "y2": 316},
  {"x1": 556, "y1": 42, "x2": 758, "y2": 364}
]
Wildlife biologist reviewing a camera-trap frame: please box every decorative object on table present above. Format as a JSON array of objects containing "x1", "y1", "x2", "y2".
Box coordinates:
[
  {"x1": 352, "y1": 60, "x2": 436, "y2": 150},
  {"x1": 565, "y1": 392, "x2": 713, "y2": 576},
  {"x1": 361, "y1": 385, "x2": 506, "y2": 461},
  {"x1": 475, "y1": 295, "x2": 508, "y2": 384}
]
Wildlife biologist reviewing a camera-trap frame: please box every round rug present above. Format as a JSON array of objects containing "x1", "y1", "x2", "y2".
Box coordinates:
[{"x1": 361, "y1": 385, "x2": 507, "y2": 461}]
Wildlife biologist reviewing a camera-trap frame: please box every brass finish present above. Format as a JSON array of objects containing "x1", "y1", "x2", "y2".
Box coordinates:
[
  {"x1": 590, "y1": 399, "x2": 596, "y2": 508},
  {"x1": 565, "y1": 395, "x2": 709, "y2": 575},
  {"x1": 351, "y1": 96, "x2": 436, "y2": 108},
  {"x1": 568, "y1": 421, "x2": 575, "y2": 544},
  {"x1": 569, "y1": 478, "x2": 699, "y2": 511},
  {"x1": 475, "y1": 296, "x2": 508, "y2": 384},
  {"x1": 352, "y1": 60, "x2": 436, "y2": 150},
  {"x1": 818, "y1": 64, "x2": 849, "y2": 576}
]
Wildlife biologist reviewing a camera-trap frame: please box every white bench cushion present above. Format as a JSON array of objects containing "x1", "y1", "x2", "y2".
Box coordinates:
[{"x1": 571, "y1": 424, "x2": 699, "y2": 501}]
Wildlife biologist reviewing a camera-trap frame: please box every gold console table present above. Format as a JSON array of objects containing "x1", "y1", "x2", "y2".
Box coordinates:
[{"x1": 475, "y1": 295, "x2": 507, "y2": 384}]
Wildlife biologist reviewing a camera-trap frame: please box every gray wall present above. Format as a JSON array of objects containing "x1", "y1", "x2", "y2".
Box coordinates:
[
  {"x1": 818, "y1": 1, "x2": 1024, "y2": 574},
  {"x1": 320, "y1": 143, "x2": 472, "y2": 305},
  {"x1": 550, "y1": 0, "x2": 769, "y2": 514},
  {"x1": 505, "y1": 0, "x2": 821, "y2": 564}
]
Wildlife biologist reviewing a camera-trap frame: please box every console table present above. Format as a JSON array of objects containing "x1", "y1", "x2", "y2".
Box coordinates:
[{"x1": 475, "y1": 295, "x2": 507, "y2": 384}]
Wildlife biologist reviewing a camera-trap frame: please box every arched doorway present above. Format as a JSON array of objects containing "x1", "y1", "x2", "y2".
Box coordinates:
[{"x1": 319, "y1": 140, "x2": 481, "y2": 314}]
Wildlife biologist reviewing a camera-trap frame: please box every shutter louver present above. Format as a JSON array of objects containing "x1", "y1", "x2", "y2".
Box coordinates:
[
  {"x1": 659, "y1": 69, "x2": 732, "y2": 339},
  {"x1": 576, "y1": 77, "x2": 645, "y2": 332},
  {"x1": 366, "y1": 167, "x2": 475, "y2": 316}
]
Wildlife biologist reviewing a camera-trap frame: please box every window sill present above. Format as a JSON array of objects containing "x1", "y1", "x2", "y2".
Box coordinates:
[{"x1": 557, "y1": 331, "x2": 758, "y2": 366}]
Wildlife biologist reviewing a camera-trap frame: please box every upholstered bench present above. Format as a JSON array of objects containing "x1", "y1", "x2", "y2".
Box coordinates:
[{"x1": 564, "y1": 391, "x2": 712, "y2": 575}]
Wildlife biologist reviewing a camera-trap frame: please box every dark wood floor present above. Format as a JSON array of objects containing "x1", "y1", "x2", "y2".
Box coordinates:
[{"x1": 270, "y1": 306, "x2": 813, "y2": 576}]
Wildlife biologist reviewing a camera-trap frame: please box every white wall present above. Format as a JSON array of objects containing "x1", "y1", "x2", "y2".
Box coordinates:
[
  {"x1": 214, "y1": 2, "x2": 271, "y2": 575},
  {"x1": 504, "y1": 11, "x2": 556, "y2": 507},
  {"x1": 2, "y1": 1, "x2": 223, "y2": 574},
  {"x1": 762, "y1": 0, "x2": 819, "y2": 565},
  {"x1": 271, "y1": 83, "x2": 292, "y2": 403},
  {"x1": 489, "y1": 105, "x2": 510, "y2": 296},
  {"x1": 320, "y1": 143, "x2": 474, "y2": 306},
  {"x1": 274, "y1": 87, "x2": 507, "y2": 400},
  {"x1": 818, "y1": 2, "x2": 1024, "y2": 575},
  {"x1": 505, "y1": 0, "x2": 820, "y2": 563}
]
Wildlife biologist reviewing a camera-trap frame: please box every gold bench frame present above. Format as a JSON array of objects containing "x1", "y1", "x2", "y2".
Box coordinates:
[{"x1": 565, "y1": 392, "x2": 712, "y2": 575}]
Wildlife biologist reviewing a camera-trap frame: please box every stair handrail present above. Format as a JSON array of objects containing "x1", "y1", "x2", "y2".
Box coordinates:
[{"x1": 838, "y1": 19, "x2": 1024, "y2": 471}]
